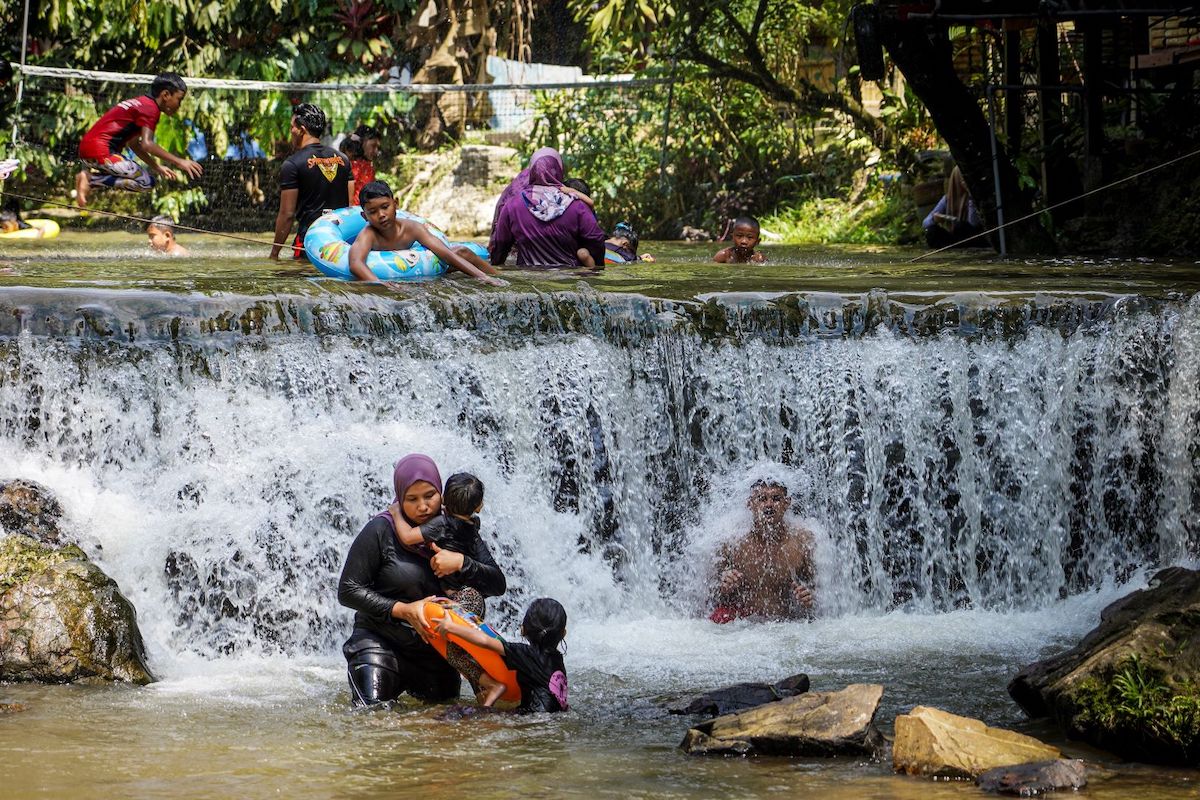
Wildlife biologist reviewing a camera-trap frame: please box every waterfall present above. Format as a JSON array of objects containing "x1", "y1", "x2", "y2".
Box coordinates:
[{"x1": 1, "y1": 286, "x2": 1197, "y2": 665}]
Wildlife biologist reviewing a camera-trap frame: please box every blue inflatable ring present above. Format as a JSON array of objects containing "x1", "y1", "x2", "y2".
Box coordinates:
[{"x1": 303, "y1": 206, "x2": 488, "y2": 281}]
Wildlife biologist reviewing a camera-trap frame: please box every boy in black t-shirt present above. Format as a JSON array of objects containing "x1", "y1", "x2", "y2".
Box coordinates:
[{"x1": 270, "y1": 103, "x2": 353, "y2": 259}]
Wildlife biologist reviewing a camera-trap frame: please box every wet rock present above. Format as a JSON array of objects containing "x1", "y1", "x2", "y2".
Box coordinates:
[
  {"x1": 679, "y1": 225, "x2": 712, "y2": 241},
  {"x1": 0, "y1": 479, "x2": 65, "y2": 545},
  {"x1": 0, "y1": 702, "x2": 29, "y2": 714},
  {"x1": 667, "y1": 673, "x2": 810, "y2": 717},
  {"x1": 681, "y1": 683, "x2": 884, "y2": 757},
  {"x1": 1008, "y1": 566, "x2": 1200, "y2": 765},
  {"x1": 976, "y1": 759, "x2": 1088, "y2": 795},
  {"x1": 893, "y1": 706, "x2": 1061, "y2": 778},
  {"x1": 0, "y1": 532, "x2": 154, "y2": 684}
]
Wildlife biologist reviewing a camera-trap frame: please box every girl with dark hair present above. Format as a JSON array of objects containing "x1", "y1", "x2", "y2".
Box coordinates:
[
  {"x1": 436, "y1": 597, "x2": 569, "y2": 712},
  {"x1": 342, "y1": 125, "x2": 381, "y2": 206}
]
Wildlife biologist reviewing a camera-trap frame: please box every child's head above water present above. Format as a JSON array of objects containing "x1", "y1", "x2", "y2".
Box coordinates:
[
  {"x1": 521, "y1": 597, "x2": 567, "y2": 653},
  {"x1": 146, "y1": 215, "x2": 178, "y2": 252},
  {"x1": 731, "y1": 215, "x2": 761, "y2": 252},
  {"x1": 611, "y1": 221, "x2": 639, "y2": 255},
  {"x1": 358, "y1": 180, "x2": 397, "y2": 229},
  {"x1": 442, "y1": 472, "x2": 484, "y2": 518}
]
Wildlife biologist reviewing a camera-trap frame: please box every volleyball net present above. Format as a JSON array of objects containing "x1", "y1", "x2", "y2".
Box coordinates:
[{"x1": 2, "y1": 65, "x2": 674, "y2": 233}]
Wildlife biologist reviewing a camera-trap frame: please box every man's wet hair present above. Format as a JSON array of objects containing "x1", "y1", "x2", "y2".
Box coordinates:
[
  {"x1": 751, "y1": 479, "x2": 787, "y2": 492},
  {"x1": 292, "y1": 102, "x2": 327, "y2": 137},
  {"x1": 150, "y1": 72, "x2": 187, "y2": 98},
  {"x1": 147, "y1": 214, "x2": 176, "y2": 235},
  {"x1": 442, "y1": 472, "x2": 484, "y2": 517},
  {"x1": 522, "y1": 597, "x2": 567, "y2": 653},
  {"x1": 563, "y1": 177, "x2": 590, "y2": 197},
  {"x1": 342, "y1": 124, "x2": 380, "y2": 159},
  {"x1": 358, "y1": 180, "x2": 393, "y2": 204},
  {"x1": 733, "y1": 215, "x2": 760, "y2": 232}
]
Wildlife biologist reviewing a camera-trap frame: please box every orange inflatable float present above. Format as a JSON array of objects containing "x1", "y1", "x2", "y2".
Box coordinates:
[{"x1": 417, "y1": 598, "x2": 521, "y2": 704}]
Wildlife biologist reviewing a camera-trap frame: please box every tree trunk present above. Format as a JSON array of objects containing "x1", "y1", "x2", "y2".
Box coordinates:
[{"x1": 879, "y1": 19, "x2": 1055, "y2": 255}]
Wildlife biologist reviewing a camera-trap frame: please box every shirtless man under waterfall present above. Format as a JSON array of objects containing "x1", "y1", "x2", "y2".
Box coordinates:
[{"x1": 709, "y1": 480, "x2": 817, "y2": 623}]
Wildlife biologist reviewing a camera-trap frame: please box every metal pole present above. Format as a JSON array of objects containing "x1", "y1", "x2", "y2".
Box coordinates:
[
  {"x1": 986, "y1": 84, "x2": 1008, "y2": 258},
  {"x1": 657, "y1": 58, "x2": 677, "y2": 193},
  {"x1": 11, "y1": 0, "x2": 31, "y2": 142}
]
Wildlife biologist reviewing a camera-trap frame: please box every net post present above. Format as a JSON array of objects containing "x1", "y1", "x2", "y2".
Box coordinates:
[{"x1": 11, "y1": 0, "x2": 31, "y2": 142}]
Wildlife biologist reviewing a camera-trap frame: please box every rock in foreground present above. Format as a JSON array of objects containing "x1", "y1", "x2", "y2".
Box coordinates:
[
  {"x1": 1009, "y1": 566, "x2": 1200, "y2": 765},
  {"x1": 976, "y1": 759, "x2": 1087, "y2": 795},
  {"x1": 893, "y1": 706, "x2": 1061, "y2": 778},
  {"x1": 681, "y1": 683, "x2": 884, "y2": 757}
]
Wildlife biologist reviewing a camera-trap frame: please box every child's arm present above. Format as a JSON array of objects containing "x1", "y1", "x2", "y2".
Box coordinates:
[
  {"x1": 133, "y1": 127, "x2": 203, "y2": 179},
  {"x1": 412, "y1": 224, "x2": 504, "y2": 286},
  {"x1": 750, "y1": 250, "x2": 766, "y2": 263},
  {"x1": 713, "y1": 247, "x2": 733, "y2": 263},
  {"x1": 347, "y1": 226, "x2": 383, "y2": 282},
  {"x1": 387, "y1": 502, "x2": 426, "y2": 547},
  {"x1": 561, "y1": 186, "x2": 594, "y2": 209},
  {"x1": 437, "y1": 616, "x2": 505, "y2": 655}
]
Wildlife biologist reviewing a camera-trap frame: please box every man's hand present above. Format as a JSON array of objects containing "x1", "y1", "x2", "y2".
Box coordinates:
[
  {"x1": 792, "y1": 582, "x2": 814, "y2": 611},
  {"x1": 718, "y1": 568, "x2": 743, "y2": 593}
]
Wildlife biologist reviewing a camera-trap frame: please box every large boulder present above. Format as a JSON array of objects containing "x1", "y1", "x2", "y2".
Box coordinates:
[
  {"x1": 0, "y1": 534, "x2": 155, "y2": 684},
  {"x1": 1008, "y1": 567, "x2": 1200, "y2": 765},
  {"x1": 681, "y1": 683, "x2": 884, "y2": 757},
  {"x1": 667, "y1": 673, "x2": 810, "y2": 717},
  {"x1": 0, "y1": 478, "x2": 154, "y2": 685},
  {"x1": 893, "y1": 707, "x2": 1061, "y2": 778}
]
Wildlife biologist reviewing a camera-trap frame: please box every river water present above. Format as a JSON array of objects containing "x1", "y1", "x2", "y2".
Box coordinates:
[{"x1": 2, "y1": 233, "x2": 1199, "y2": 798}]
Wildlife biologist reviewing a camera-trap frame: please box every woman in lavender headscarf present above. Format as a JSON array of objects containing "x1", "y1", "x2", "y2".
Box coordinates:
[
  {"x1": 489, "y1": 152, "x2": 606, "y2": 268},
  {"x1": 338, "y1": 453, "x2": 506, "y2": 705}
]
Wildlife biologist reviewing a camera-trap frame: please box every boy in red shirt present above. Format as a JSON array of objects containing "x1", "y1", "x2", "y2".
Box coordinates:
[{"x1": 74, "y1": 72, "x2": 203, "y2": 207}]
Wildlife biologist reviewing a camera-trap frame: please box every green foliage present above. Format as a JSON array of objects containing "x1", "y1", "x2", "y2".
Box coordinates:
[
  {"x1": 1075, "y1": 655, "x2": 1200, "y2": 762},
  {"x1": 153, "y1": 187, "x2": 209, "y2": 221}
]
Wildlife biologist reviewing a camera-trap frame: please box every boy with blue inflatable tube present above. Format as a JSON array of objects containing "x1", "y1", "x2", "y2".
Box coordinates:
[{"x1": 349, "y1": 181, "x2": 503, "y2": 285}]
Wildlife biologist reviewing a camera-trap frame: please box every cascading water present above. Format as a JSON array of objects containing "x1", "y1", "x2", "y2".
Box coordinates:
[{"x1": 1, "y1": 285, "x2": 1197, "y2": 673}]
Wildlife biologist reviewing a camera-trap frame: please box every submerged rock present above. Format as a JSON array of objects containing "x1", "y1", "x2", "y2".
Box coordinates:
[
  {"x1": 667, "y1": 673, "x2": 810, "y2": 717},
  {"x1": 1008, "y1": 566, "x2": 1200, "y2": 765},
  {"x1": 976, "y1": 759, "x2": 1088, "y2": 795},
  {"x1": 680, "y1": 683, "x2": 884, "y2": 757},
  {"x1": 0, "y1": 479, "x2": 154, "y2": 685},
  {"x1": 0, "y1": 702, "x2": 29, "y2": 714},
  {"x1": 892, "y1": 706, "x2": 1061, "y2": 778}
]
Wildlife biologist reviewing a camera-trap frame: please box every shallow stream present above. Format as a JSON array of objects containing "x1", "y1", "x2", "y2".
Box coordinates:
[{"x1": 2, "y1": 233, "x2": 1199, "y2": 798}]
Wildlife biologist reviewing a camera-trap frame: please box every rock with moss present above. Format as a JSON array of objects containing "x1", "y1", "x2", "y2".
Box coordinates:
[
  {"x1": 1009, "y1": 566, "x2": 1200, "y2": 765},
  {"x1": 0, "y1": 479, "x2": 154, "y2": 685}
]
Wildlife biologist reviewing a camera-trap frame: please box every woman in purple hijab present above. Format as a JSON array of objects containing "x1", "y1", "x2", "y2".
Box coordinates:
[
  {"x1": 489, "y1": 146, "x2": 562, "y2": 244},
  {"x1": 337, "y1": 453, "x2": 506, "y2": 705},
  {"x1": 490, "y1": 154, "x2": 606, "y2": 268}
]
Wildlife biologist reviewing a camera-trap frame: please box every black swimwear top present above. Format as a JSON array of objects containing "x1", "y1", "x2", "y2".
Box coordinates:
[
  {"x1": 337, "y1": 515, "x2": 506, "y2": 648},
  {"x1": 503, "y1": 641, "x2": 568, "y2": 713},
  {"x1": 417, "y1": 515, "x2": 483, "y2": 592}
]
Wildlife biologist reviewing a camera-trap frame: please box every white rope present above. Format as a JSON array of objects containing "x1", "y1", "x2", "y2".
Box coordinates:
[{"x1": 15, "y1": 64, "x2": 671, "y2": 94}]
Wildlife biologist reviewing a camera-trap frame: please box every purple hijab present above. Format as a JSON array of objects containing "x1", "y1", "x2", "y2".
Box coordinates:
[
  {"x1": 521, "y1": 157, "x2": 573, "y2": 221},
  {"x1": 380, "y1": 453, "x2": 442, "y2": 526},
  {"x1": 491, "y1": 147, "x2": 563, "y2": 230}
]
